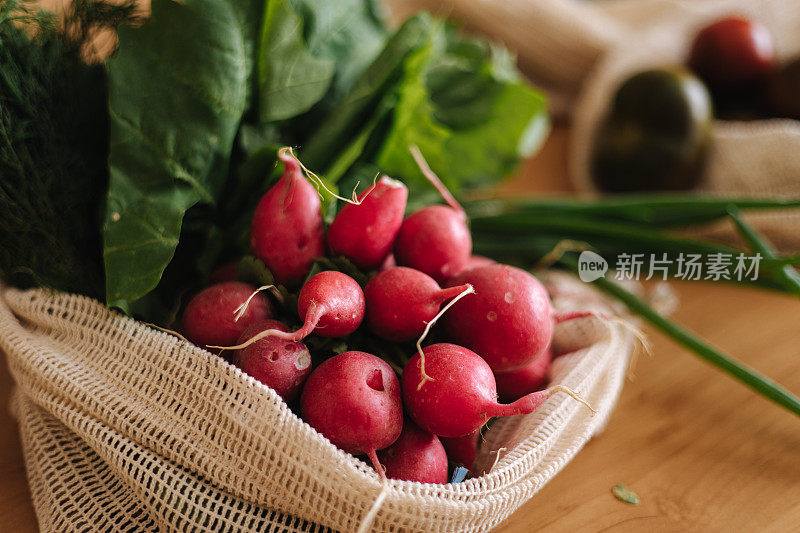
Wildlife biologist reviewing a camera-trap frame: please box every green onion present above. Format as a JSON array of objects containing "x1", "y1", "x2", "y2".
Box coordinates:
[
  {"x1": 559, "y1": 255, "x2": 800, "y2": 418},
  {"x1": 727, "y1": 208, "x2": 800, "y2": 298}
]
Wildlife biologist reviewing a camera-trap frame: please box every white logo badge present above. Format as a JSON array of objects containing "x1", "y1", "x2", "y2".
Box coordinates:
[{"x1": 578, "y1": 251, "x2": 608, "y2": 282}]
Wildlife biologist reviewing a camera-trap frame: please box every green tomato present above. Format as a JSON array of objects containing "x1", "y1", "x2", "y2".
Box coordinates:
[{"x1": 591, "y1": 68, "x2": 714, "y2": 192}]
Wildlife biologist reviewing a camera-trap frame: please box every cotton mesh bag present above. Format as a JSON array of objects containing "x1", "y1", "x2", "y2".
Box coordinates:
[{"x1": 1, "y1": 270, "x2": 634, "y2": 532}]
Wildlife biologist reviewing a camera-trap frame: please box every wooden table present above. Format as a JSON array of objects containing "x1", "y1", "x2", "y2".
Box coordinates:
[{"x1": 2, "y1": 128, "x2": 800, "y2": 531}]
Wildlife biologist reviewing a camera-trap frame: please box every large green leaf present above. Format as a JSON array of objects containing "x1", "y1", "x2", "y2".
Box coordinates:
[{"x1": 104, "y1": 0, "x2": 255, "y2": 309}]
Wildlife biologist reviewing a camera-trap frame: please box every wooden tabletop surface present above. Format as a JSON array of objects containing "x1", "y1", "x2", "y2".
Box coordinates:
[{"x1": 2, "y1": 128, "x2": 800, "y2": 531}]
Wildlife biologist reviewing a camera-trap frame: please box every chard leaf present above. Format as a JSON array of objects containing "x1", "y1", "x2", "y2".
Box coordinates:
[{"x1": 104, "y1": 0, "x2": 256, "y2": 310}]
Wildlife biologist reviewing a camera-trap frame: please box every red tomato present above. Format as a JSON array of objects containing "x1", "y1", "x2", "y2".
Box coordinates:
[{"x1": 688, "y1": 16, "x2": 775, "y2": 93}]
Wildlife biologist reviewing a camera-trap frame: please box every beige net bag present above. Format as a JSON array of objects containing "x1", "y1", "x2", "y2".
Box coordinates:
[{"x1": 1, "y1": 272, "x2": 633, "y2": 532}]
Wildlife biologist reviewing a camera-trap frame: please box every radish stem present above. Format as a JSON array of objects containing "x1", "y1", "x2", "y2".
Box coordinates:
[{"x1": 409, "y1": 144, "x2": 465, "y2": 218}]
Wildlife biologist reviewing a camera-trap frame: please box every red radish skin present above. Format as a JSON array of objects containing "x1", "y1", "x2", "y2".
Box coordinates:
[
  {"x1": 327, "y1": 176, "x2": 408, "y2": 271},
  {"x1": 395, "y1": 145, "x2": 472, "y2": 283},
  {"x1": 293, "y1": 271, "x2": 365, "y2": 339},
  {"x1": 213, "y1": 271, "x2": 366, "y2": 349},
  {"x1": 379, "y1": 254, "x2": 396, "y2": 272},
  {"x1": 440, "y1": 430, "x2": 479, "y2": 470},
  {"x1": 394, "y1": 205, "x2": 472, "y2": 284},
  {"x1": 250, "y1": 149, "x2": 325, "y2": 287},
  {"x1": 402, "y1": 343, "x2": 593, "y2": 437},
  {"x1": 494, "y1": 347, "x2": 553, "y2": 403},
  {"x1": 209, "y1": 261, "x2": 239, "y2": 284},
  {"x1": 300, "y1": 351, "x2": 403, "y2": 479},
  {"x1": 365, "y1": 267, "x2": 472, "y2": 342},
  {"x1": 443, "y1": 264, "x2": 553, "y2": 372},
  {"x1": 377, "y1": 418, "x2": 448, "y2": 484},
  {"x1": 234, "y1": 319, "x2": 312, "y2": 402},
  {"x1": 181, "y1": 281, "x2": 272, "y2": 349},
  {"x1": 448, "y1": 255, "x2": 495, "y2": 281}
]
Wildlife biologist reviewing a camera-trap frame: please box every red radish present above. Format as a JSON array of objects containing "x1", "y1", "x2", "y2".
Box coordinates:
[
  {"x1": 233, "y1": 319, "x2": 312, "y2": 402},
  {"x1": 443, "y1": 264, "x2": 554, "y2": 372},
  {"x1": 181, "y1": 281, "x2": 272, "y2": 349},
  {"x1": 220, "y1": 271, "x2": 365, "y2": 349},
  {"x1": 327, "y1": 176, "x2": 408, "y2": 271},
  {"x1": 300, "y1": 351, "x2": 403, "y2": 479},
  {"x1": 365, "y1": 267, "x2": 473, "y2": 342},
  {"x1": 440, "y1": 430, "x2": 479, "y2": 469},
  {"x1": 379, "y1": 254, "x2": 396, "y2": 271},
  {"x1": 495, "y1": 347, "x2": 553, "y2": 403},
  {"x1": 209, "y1": 261, "x2": 239, "y2": 284},
  {"x1": 377, "y1": 418, "x2": 448, "y2": 484},
  {"x1": 394, "y1": 146, "x2": 472, "y2": 284},
  {"x1": 250, "y1": 148, "x2": 325, "y2": 287},
  {"x1": 402, "y1": 343, "x2": 593, "y2": 437},
  {"x1": 449, "y1": 255, "x2": 495, "y2": 280},
  {"x1": 291, "y1": 271, "x2": 365, "y2": 339}
]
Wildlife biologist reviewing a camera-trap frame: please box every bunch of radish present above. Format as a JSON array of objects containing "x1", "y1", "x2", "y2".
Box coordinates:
[{"x1": 178, "y1": 147, "x2": 595, "y2": 483}]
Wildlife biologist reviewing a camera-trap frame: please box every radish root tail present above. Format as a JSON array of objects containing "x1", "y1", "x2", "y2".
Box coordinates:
[
  {"x1": 365, "y1": 449, "x2": 387, "y2": 482},
  {"x1": 206, "y1": 328, "x2": 288, "y2": 351},
  {"x1": 280, "y1": 146, "x2": 374, "y2": 205},
  {"x1": 415, "y1": 284, "x2": 475, "y2": 391},
  {"x1": 488, "y1": 447, "x2": 507, "y2": 474},
  {"x1": 233, "y1": 285, "x2": 277, "y2": 322},
  {"x1": 213, "y1": 301, "x2": 324, "y2": 351},
  {"x1": 547, "y1": 384, "x2": 596, "y2": 414}
]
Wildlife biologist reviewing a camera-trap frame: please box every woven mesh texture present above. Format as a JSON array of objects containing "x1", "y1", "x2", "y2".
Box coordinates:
[{"x1": 2, "y1": 272, "x2": 633, "y2": 532}]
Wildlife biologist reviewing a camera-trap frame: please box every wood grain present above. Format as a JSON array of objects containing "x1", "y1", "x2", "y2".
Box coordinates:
[{"x1": 2, "y1": 122, "x2": 799, "y2": 531}]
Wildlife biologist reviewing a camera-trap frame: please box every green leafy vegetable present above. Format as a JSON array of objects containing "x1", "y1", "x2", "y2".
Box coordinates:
[
  {"x1": 611, "y1": 484, "x2": 639, "y2": 505},
  {"x1": 235, "y1": 256, "x2": 274, "y2": 287},
  {"x1": 375, "y1": 26, "x2": 548, "y2": 193},
  {"x1": 301, "y1": 15, "x2": 549, "y2": 197},
  {"x1": 285, "y1": 0, "x2": 387, "y2": 105},
  {"x1": 257, "y1": 0, "x2": 335, "y2": 122},
  {"x1": 256, "y1": 0, "x2": 387, "y2": 125},
  {"x1": 300, "y1": 14, "x2": 437, "y2": 173},
  {"x1": 104, "y1": 0, "x2": 257, "y2": 310}
]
